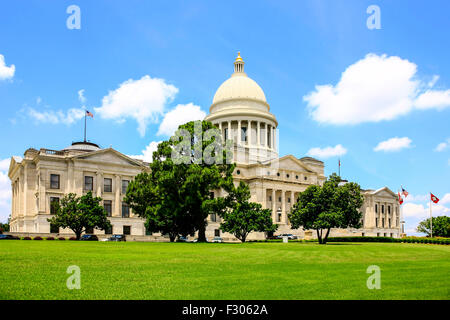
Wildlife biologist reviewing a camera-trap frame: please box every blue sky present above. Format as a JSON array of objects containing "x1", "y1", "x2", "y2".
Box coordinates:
[{"x1": 0, "y1": 0, "x2": 449, "y2": 234}]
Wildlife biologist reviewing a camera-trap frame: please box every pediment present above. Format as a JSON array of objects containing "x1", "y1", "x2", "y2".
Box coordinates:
[
  {"x1": 263, "y1": 155, "x2": 313, "y2": 173},
  {"x1": 72, "y1": 149, "x2": 144, "y2": 167},
  {"x1": 371, "y1": 187, "x2": 396, "y2": 198}
]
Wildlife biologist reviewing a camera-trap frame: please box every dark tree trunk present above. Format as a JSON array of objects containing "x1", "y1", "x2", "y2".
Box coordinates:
[
  {"x1": 323, "y1": 228, "x2": 331, "y2": 244},
  {"x1": 197, "y1": 224, "x2": 207, "y2": 242},
  {"x1": 169, "y1": 234, "x2": 176, "y2": 242},
  {"x1": 75, "y1": 230, "x2": 82, "y2": 240},
  {"x1": 316, "y1": 229, "x2": 322, "y2": 244}
]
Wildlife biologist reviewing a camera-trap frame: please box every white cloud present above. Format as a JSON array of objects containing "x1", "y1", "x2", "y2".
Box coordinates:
[
  {"x1": 374, "y1": 137, "x2": 412, "y2": 152},
  {"x1": 95, "y1": 75, "x2": 178, "y2": 137},
  {"x1": 427, "y1": 75, "x2": 439, "y2": 88},
  {"x1": 403, "y1": 202, "x2": 449, "y2": 219},
  {"x1": 129, "y1": 141, "x2": 162, "y2": 163},
  {"x1": 441, "y1": 193, "x2": 450, "y2": 205},
  {"x1": 0, "y1": 158, "x2": 10, "y2": 172},
  {"x1": 414, "y1": 89, "x2": 450, "y2": 110},
  {"x1": 78, "y1": 89, "x2": 86, "y2": 104},
  {"x1": 0, "y1": 54, "x2": 15, "y2": 80},
  {"x1": 434, "y1": 138, "x2": 450, "y2": 152},
  {"x1": 303, "y1": 54, "x2": 450, "y2": 125},
  {"x1": 306, "y1": 144, "x2": 347, "y2": 159},
  {"x1": 157, "y1": 103, "x2": 206, "y2": 136},
  {"x1": 28, "y1": 107, "x2": 85, "y2": 125}
]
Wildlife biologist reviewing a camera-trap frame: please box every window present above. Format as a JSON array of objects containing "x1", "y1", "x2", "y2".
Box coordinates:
[
  {"x1": 397, "y1": 218, "x2": 399, "y2": 226},
  {"x1": 288, "y1": 198, "x2": 291, "y2": 203},
  {"x1": 375, "y1": 204, "x2": 378, "y2": 213},
  {"x1": 224, "y1": 128, "x2": 228, "y2": 141},
  {"x1": 286, "y1": 174, "x2": 290, "y2": 178},
  {"x1": 304, "y1": 176, "x2": 307, "y2": 181},
  {"x1": 105, "y1": 225, "x2": 113, "y2": 235},
  {"x1": 278, "y1": 213, "x2": 282, "y2": 222},
  {"x1": 210, "y1": 213, "x2": 217, "y2": 222},
  {"x1": 382, "y1": 218, "x2": 385, "y2": 227},
  {"x1": 50, "y1": 197, "x2": 59, "y2": 215},
  {"x1": 381, "y1": 205, "x2": 384, "y2": 214},
  {"x1": 277, "y1": 172, "x2": 280, "y2": 177},
  {"x1": 375, "y1": 218, "x2": 378, "y2": 227},
  {"x1": 214, "y1": 229, "x2": 220, "y2": 237},
  {"x1": 390, "y1": 233, "x2": 393, "y2": 238},
  {"x1": 377, "y1": 233, "x2": 380, "y2": 237},
  {"x1": 104, "y1": 178, "x2": 112, "y2": 193},
  {"x1": 278, "y1": 197, "x2": 281, "y2": 202},
  {"x1": 104, "y1": 200, "x2": 112, "y2": 217},
  {"x1": 362, "y1": 232, "x2": 365, "y2": 237},
  {"x1": 388, "y1": 218, "x2": 391, "y2": 228},
  {"x1": 236, "y1": 170, "x2": 240, "y2": 175},
  {"x1": 50, "y1": 174, "x2": 60, "y2": 189},
  {"x1": 269, "y1": 196, "x2": 272, "y2": 202},
  {"x1": 123, "y1": 226, "x2": 131, "y2": 235},
  {"x1": 296, "y1": 175, "x2": 298, "y2": 179},
  {"x1": 122, "y1": 203, "x2": 130, "y2": 218},
  {"x1": 388, "y1": 206, "x2": 391, "y2": 214},
  {"x1": 122, "y1": 180, "x2": 129, "y2": 194},
  {"x1": 241, "y1": 127, "x2": 247, "y2": 142},
  {"x1": 384, "y1": 233, "x2": 387, "y2": 237},
  {"x1": 84, "y1": 176, "x2": 93, "y2": 191}
]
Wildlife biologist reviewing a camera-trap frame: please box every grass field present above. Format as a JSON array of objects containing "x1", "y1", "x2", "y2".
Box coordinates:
[{"x1": 0, "y1": 241, "x2": 449, "y2": 300}]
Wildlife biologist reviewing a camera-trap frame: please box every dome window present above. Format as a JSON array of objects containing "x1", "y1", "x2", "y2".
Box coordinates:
[{"x1": 236, "y1": 170, "x2": 241, "y2": 175}]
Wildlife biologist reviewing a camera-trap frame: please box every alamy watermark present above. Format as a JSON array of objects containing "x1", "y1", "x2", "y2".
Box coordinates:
[
  {"x1": 66, "y1": 265, "x2": 81, "y2": 289},
  {"x1": 366, "y1": 265, "x2": 381, "y2": 289},
  {"x1": 367, "y1": 5, "x2": 381, "y2": 30},
  {"x1": 66, "y1": 5, "x2": 81, "y2": 30}
]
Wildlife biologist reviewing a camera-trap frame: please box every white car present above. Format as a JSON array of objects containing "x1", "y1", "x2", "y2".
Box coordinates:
[{"x1": 212, "y1": 237, "x2": 223, "y2": 243}]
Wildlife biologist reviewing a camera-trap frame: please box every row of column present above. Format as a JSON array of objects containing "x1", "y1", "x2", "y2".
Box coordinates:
[
  {"x1": 262, "y1": 189, "x2": 297, "y2": 224},
  {"x1": 215, "y1": 120, "x2": 276, "y2": 150},
  {"x1": 375, "y1": 202, "x2": 398, "y2": 228}
]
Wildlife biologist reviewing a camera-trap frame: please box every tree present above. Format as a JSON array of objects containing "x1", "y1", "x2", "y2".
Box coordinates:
[
  {"x1": 217, "y1": 181, "x2": 277, "y2": 242},
  {"x1": 416, "y1": 216, "x2": 450, "y2": 237},
  {"x1": 47, "y1": 192, "x2": 111, "y2": 240},
  {"x1": 288, "y1": 173, "x2": 364, "y2": 244},
  {"x1": 0, "y1": 215, "x2": 11, "y2": 234},
  {"x1": 125, "y1": 120, "x2": 235, "y2": 242}
]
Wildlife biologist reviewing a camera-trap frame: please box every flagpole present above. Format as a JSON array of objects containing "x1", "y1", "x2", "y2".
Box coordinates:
[
  {"x1": 338, "y1": 158, "x2": 341, "y2": 177},
  {"x1": 430, "y1": 192, "x2": 433, "y2": 238},
  {"x1": 84, "y1": 111, "x2": 87, "y2": 142}
]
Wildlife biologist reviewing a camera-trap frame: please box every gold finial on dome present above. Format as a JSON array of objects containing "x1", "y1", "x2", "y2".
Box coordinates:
[
  {"x1": 235, "y1": 51, "x2": 243, "y2": 62},
  {"x1": 233, "y1": 52, "x2": 245, "y2": 74}
]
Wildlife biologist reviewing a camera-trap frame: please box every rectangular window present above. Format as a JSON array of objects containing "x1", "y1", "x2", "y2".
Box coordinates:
[
  {"x1": 390, "y1": 233, "x2": 393, "y2": 238},
  {"x1": 122, "y1": 180, "x2": 129, "y2": 194},
  {"x1": 388, "y1": 206, "x2": 391, "y2": 214},
  {"x1": 381, "y1": 205, "x2": 384, "y2": 214},
  {"x1": 122, "y1": 203, "x2": 130, "y2": 218},
  {"x1": 50, "y1": 197, "x2": 59, "y2": 215},
  {"x1": 361, "y1": 232, "x2": 365, "y2": 237},
  {"x1": 210, "y1": 213, "x2": 217, "y2": 222},
  {"x1": 214, "y1": 229, "x2": 220, "y2": 237},
  {"x1": 388, "y1": 218, "x2": 391, "y2": 228},
  {"x1": 384, "y1": 233, "x2": 387, "y2": 237},
  {"x1": 269, "y1": 196, "x2": 272, "y2": 202},
  {"x1": 375, "y1": 204, "x2": 378, "y2": 213},
  {"x1": 382, "y1": 218, "x2": 385, "y2": 227},
  {"x1": 278, "y1": 197, "x2": 281, "y2": 202},
  {"x1": 104, "y1": 200, "x2": 112, "y2": 217},
  {"x1": 104, "y1": 178, "x2": 112, "y2": 193},
  {"x1": 50, "y1": 174, "x2": 60, "y2": 189},
  {"x1": 375, "y1": 218, "x2": 378, "y2": 227},
  {"x1": 377, "y1": 233, "x2": 380, "y2": 237},
  {"x1": 123, "y1": 226, "x2": 131, "y2": 235},
  {"x1": 84, "y1": 176, "x2": 93, "y2": 191},
  {"x1": 224, "y1": 128, "x2": 228, "y2": 141},
  {"x1": 241, "y1": 127, "x2": 247, "y2": 142}
]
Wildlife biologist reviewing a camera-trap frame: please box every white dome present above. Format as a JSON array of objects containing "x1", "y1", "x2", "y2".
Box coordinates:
[{"x1": 212, "y1": 74, "x2": 267, "y2": 105}]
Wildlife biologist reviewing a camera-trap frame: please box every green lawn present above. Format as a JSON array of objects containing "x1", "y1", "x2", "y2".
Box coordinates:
[{"x1": 0, "y1": 241, "x2": 449, "y2": 300}]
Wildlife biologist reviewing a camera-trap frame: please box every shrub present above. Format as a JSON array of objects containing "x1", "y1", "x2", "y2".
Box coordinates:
[
  {"x1": 46, "y1": 237, "x2": 55, "y2": 240},
  {"x1": 58, "y1": 237, "x2": 66, "y2": 240},
  {"x1": 69, "y1": 237, "x2": 77, "y2": 241},
  {"x1": 23, "y1": 236, "x2": 31, "y2": 240},
  {"x1": 33, "y1": 236, "x2": 43, "y2": 240}
]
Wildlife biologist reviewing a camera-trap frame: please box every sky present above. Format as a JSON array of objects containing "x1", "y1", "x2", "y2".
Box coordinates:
[{"x1": 0, "y1": 0, "x2": 449, "y2": 234}]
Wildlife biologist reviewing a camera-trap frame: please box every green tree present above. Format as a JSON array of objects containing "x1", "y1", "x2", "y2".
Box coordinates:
[
  {"x1": 288, "y1": 173, "x2": 364, "y2": 244},
  {"x1": 0, "y1": 215, "x2": 10, "y2": 233},
  {"x1": 125, "y1": 120, "x2": 235, "y2": 242},
  {"x1": 217, "y1": 181, "x2": 277, "y2": 242},
  {"x1": 416, "y1": 216, "x2": 450, "y2": 237},
  {"x1": 47, "y1": 192, "x2": 111, "y2": 240}
]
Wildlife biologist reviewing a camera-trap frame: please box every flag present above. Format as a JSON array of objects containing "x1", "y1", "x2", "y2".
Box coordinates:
[
  {"x1": 430, "y1": 193, "x2": 439, "y2": 204},
  {"x1": 398, "y1": 192, "x2": 403, "y2": 205},
  {"x1": 401, "y1": 186, "x2": 409, "y2": 197},
  {"x1": 86, "y1": 110, "x2": 94, "y2": 118}
]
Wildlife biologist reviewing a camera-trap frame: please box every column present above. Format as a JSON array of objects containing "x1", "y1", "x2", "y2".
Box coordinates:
[
  {"x1": 257, "y1": 121, "x2": 261, "y2": 146},
  {"x1": 262, "y1": 188, "x2": 266, "y2": 209},
  {"x1": 273, "y1": 126, "x2": 276, "y2": 151},
  {"x1": 281, "y1": 190, "x2": 286, "y2": 223},
  {"x1": 23, "y1": 163, "x2": 27, "y2": 216},
  {"x1": 271, "y1": 189, "x2": 276, "y2": 223},
  {"x1": 96, "y1": 172, "x2": 102, "y2": 197},
  {"x1": 219, "y1": 122, "x2": 222, "y2": 137},
  {"x1": 114, "y1": 174, "x2": 121, "y2": 217},
  {"x1": 227, "y1": 121, "x2": 231, "y2": 141},
  {"x1": 247, "y1": 120, "x2": 252, "y2": 146},
  {"x1": 237, "y1": 120, "x2": 241, "y2": 145},
  {"x1": 268, "y1": 125, "x2": 272, "y2": 149}
]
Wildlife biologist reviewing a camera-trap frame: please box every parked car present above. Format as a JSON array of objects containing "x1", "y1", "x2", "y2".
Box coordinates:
[
  {"x1": 80, "y1": 234, "x2": 99, "y2": 241},
  {"x1": 0, "y1": 234, "x2": 19, "y2": 240},
  {"x1": 177, "y1": 236, "x2": 189, "y2": 242},
  {"x1": 192, "y1": 238, "x2": 208, "y2": 243},
  {"x1": 212, "y1": 237, "x2": 223, "y2": 243},
  {"x1": 280, "y1": 234, "x2": 297, "y2": 240},
  {"x1": 266, "y1": 235, "x2": 280, "y2": 240},
  {"x1": 106, "y1": 234, "x2": 126, "y2": 242}
]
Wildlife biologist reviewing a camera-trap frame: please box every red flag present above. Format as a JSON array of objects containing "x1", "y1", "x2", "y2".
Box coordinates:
[
  {"x1": 430, "y1": 193, "x2": 439, "y2": 204},
  {"x1": 398, "y1": 192, "x2": 403, "y2": 205},
  {"x1": 86, "y1": 110, "x2": 94, "y2": 118}
]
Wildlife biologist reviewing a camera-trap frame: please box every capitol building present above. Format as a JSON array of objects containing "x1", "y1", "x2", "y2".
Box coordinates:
[{"x1": 7, "y1": 53, "x2": 402, "y2": 240}]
